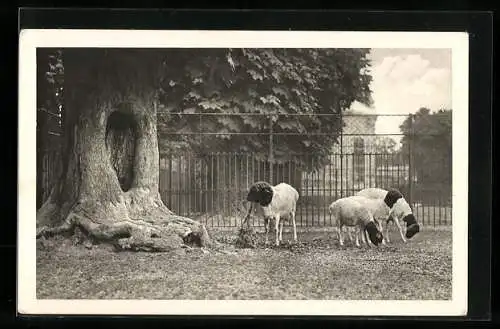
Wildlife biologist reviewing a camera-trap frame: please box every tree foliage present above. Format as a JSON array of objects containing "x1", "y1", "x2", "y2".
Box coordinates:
[
  {"x1": 399, "y1": 107, "x2": 452, "y2": 186},
  {"x1": 157, "y1": 48, "x2": 373, "y2": 168},
  {"x1": 37, "y1": 49, "x2": 65, "y2": 136}
]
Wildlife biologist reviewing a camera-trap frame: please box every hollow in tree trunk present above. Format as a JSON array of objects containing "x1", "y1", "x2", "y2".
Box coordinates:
[{"x1": 36, "y1": 49, "x2": 211, "y2": 251}]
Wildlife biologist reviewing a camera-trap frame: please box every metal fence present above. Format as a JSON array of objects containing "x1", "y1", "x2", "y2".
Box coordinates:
[
  {"x1": 38, "y1": 112, "x2": 452, "y2": 228},
  {"x1": 156, "y1": 112, "x2": 452, "y2": 227}
]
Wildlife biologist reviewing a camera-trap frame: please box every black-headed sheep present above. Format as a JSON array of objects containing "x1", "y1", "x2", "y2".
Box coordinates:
[
  {"x1": 328, "y1": 196, "x2": 384, "y2": 247},
  {"x1": 356, "y1": 187, "x2": 420, "y2": 242},
  {"x1": 242, "y1": 181, "x2": 299, "y2": 246}
]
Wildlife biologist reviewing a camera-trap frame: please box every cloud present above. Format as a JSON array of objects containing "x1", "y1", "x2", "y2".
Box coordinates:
[{"x1": 351, "y1": 53, "x2": 452, "y2": 146}]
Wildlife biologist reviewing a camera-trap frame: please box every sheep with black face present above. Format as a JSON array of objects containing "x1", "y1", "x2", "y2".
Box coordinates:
[
  {"x1": 328, "y1": 196, "x2": 384, "y2": 247},
  {"x1": 356, "y1": 187, "x2": 420, "y2": 243},
  {"x1": 242, "y1": 181, "x2": 299, "y2": 246}
]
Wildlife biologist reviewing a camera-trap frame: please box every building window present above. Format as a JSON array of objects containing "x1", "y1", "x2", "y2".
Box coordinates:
[{"x1": 353, "y1": 138, "x2": 365, "y2": 183}]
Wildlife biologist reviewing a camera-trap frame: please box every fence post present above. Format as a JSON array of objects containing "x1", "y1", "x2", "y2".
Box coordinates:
[
  {"x1": 269, "y1": 115, "x2": 274, "y2": 184},
  {"x1": 408, "y1": 114, "x2": 413, "y2": 207},
  {"x1": 339, "y1": 111, "x2": 344, "y2": 198}
]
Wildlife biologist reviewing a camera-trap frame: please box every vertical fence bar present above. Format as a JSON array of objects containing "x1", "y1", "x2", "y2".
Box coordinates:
[
  {"x1": 340, "y1": 136, "x2": 344, "y2": 198},
  {"x1": 216, "y1": 153, "x2": 220, "y2": 227},
  {"x1": 257, "y1": 157, "x2": 261, "y2": 181},
  {"x1": 304, "y1": 155, "x2": 309, "y2": 227},
  {"x1": 439, "y1": 197, "x2": 442, "y2": 225},
  {"x1": 329, "y1": 155, "x2": 333, "y2": 225},
  {"x1": 408, "y1": 114, "x2": 414, "y2": 207},
  {"x1": 187, "y1": 153, "x2": 191, "y2": 216},
  {"x1": 269, "y1": 115, "x2": 274, "y2": 185},
  {"x1": 351, "y1": 145, "x2": 355, "y2": 196},
  {"x1": 246, "y1": 153, "x2": 249, "y2": 190},
  {"x1": 169, "y1": 155, "x2": 173, "y2": 212},
  {"x1": 177, "y1": 156, "x2": 182, "y2": 215},
  {"x1": 311, "y1": 156, "x2": 315, "y2": 227},
  {"x1": 203, "y1": 157, "x2": 207, "y2": 214},
  {"x1": 323, "y1": 162, "x2": 326, "y2": 226},
  {"x1": 252, "y1": 155, "x2": 255, "y2": 227},
  {"x1": 234, "y1": 152, "x2": 238, "y2": 226},
  {"x1": 369, "y1": 152, "x2": 372, "y2": 188},
  {"x1": 224, "y1": 153, "x2": 228, "y2": 219},
  {"x1": 211, "y1": 154, "x2": 214, "y2": 227}
]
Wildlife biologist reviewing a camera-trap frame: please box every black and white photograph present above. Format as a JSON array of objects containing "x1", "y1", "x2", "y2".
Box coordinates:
[{"x1": 18, "y1": 30, "x2": 469, "y2": 316}]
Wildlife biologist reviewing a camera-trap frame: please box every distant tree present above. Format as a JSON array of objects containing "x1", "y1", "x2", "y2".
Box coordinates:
[
  {"x1": 157, "y1": 48, "x2": 373, "y2": 169},
  {"x1": 374, "y1": 136, "x2": 398, "y2": 153},
  {"x1": 399, "y1": 107, "x2": 452, "y2": 190}
]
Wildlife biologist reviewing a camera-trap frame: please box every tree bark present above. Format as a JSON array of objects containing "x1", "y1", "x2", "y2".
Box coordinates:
[{"x1": 36, "y1": 49, "x2": 212, "y2": 251}]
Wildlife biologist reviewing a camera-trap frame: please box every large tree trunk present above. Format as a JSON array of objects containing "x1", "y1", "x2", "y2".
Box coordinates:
[{"x1": 36, "y1": 49, "x2": 212, "y2": 251}]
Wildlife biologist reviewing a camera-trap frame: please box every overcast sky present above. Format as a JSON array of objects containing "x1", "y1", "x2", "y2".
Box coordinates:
[{"x1": 350, "y1": 48, "x2": 452, "y2": 140}]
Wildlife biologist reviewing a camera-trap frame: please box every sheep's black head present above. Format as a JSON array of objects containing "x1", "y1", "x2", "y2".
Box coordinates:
[
  {"x1": 247, "y1": 181, "x2": 274, "y2": 207},
  {"x1": 403, "y1": 214, "x2": 420, "y2": 238},
  {"x1": 383, "y1": 188, "x2": 403, "y2": 208},
  {"x1": 365, "y1": 222, "x2": 384, "y2": 246}
]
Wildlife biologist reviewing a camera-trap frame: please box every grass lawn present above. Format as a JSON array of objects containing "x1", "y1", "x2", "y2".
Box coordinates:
[{"x1": 36, "y1": 225, "x2": 452, "y2": 300}]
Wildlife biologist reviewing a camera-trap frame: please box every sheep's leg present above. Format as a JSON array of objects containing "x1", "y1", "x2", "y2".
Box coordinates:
[
  {"x1": 278, "y1": 219, "x2": 284, "y2": 242},
  {"x1": 381, "y1": 222, "x2": 387, "y2": 246},
  {"x1": 393, "y1": 217, "x2": 407, "y2": 243},
  {"x1": 346, "y1": 227, "x2": 353, "y2": 244},
  {"x1": 264, "y1": 218, "x2": 269, "y2": 245},
  {"x1": 355, "y1": 227, "x2": 361, "y2": 248},
  {"x1": 384, "y1": 221, "x2": 391, "y2": 244},
  {"x1": 359, "y1": 226, "x2": 366, "y2": 245},
  {"x1": 338, "y1": 224, "x2": 344, "y2": 247},
  {"x1": 291, "y1": 211, "x2": 297, "y2": 242},
  {"x1": 274, "y1": 214, "x2": 281, "y2": 246},
  {"x1": 376, "y1": 219, "x2": 387, "y2": 245}
]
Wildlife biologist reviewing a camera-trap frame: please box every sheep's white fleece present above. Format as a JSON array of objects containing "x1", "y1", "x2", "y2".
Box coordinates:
[
  {"x1": 328, "y1": 197, "x2": 374, "y2": 227},
  {"x1": 347, "y1": 195, "x2": 390, "y2": 223},
  {"x1": 356, "y1": 187, "x2": 388, "y2": 199},
  {"x1": 256, "y1": 183, "x2": 299, "y2": 220},
  {"x1": 356, "y1": 187, "x2": 412, "y2": 219}
]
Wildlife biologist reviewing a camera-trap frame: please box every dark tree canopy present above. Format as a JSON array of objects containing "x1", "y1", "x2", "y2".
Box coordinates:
[{"x1": 157, "y1": 48, "x2": 373, "y2": 168}]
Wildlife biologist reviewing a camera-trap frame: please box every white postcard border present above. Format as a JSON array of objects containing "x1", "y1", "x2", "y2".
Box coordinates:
[{"x1": 18, "y1": 29, "x2": 469, "y2": 316}]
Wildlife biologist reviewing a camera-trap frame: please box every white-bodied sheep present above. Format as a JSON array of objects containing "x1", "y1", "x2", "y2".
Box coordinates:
[
  {"x1": 356, "y1": 187, "x2": 420, "y2": 243},
  {"x1": 328, "y1": 196, "x2": 384, "y2": 247},
  {"x1": 242, "y1": 181, "x2": 299, "y2": 246}
]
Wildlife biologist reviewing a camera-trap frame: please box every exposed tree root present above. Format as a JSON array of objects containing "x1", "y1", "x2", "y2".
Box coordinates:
[{"x1": 36, "y1": 188, "x2": 213, "y2": 252}]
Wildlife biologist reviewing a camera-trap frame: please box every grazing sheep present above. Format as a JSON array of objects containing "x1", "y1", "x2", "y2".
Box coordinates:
[
  {"x1": 241, "y1": 181, "x2": 299, "y2": 246},
  {"x1": 346, "y1": 195, "x2": 391, "y2": 245},
  {"x1": 356, "y1": 187, "x2": 420, "y2": 243},
  {"x1": 328, "y1": 196, "x2": 384, "y2": 247}
]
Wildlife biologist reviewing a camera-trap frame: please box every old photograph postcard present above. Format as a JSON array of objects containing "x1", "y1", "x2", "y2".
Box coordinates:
[{"x1": 18, "y1": 29, "x2": 468, "y2": 316}]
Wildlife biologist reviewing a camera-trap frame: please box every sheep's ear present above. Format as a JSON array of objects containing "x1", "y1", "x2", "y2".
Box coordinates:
[
  {"x1": 247, "y1": 181, "x2": 273, "y2": 206},
  {"x1": 384, "y1": 189, "x2": 403, "y2": 208}
]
